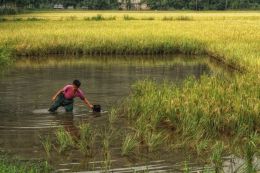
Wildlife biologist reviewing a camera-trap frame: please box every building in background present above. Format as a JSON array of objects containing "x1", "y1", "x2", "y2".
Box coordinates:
[
  {"x1": 118, "y1": 0, "x2": 149, "y2": 10},
  {"x1": 53, "y1": 4, "x2": 64, "y2": 9}
]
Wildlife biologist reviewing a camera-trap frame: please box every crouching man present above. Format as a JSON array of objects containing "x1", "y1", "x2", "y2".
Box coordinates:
[{"x1": 49, "y1": 80, "x2": 93, "y2": 113}]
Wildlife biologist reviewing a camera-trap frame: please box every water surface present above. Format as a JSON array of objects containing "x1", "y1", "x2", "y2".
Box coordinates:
[{"x1": 0, "y1": 55, "x2": 233, "y2": 172}]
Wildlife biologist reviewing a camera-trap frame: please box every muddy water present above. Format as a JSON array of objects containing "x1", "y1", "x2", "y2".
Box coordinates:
[{"x1": 0, "y1": 55, "x2": 229, "y2": 172}]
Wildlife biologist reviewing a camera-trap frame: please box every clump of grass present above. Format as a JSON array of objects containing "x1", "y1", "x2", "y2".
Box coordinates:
[
  {"x1": 78, "y1": 123, "x2": 96, "y2": 157},
  {"x1": 162, "y1": 16, "x2": 173, "y2": 21},
  {"x1": 210, "y1": 142, "x2": 224, "y2": 173},
  {"x1": 91, "y1": 14, "x2": 104, "y2": 21},
  {"x1": 0, "y1": 152, "x2": 52, "y2": 173},
  {"x1": 175, "y1": 16, "x2": 193, "y2": 21},
  {"x1": 141, "y1": 17, "x2": 155, "y2": 20},
  {"x1": 239, "y1": 133, "x2": 259, "y2": 173},
  {"x1": 13, "y1": 18, "x2": 22, "y2": 21},
  {"x1": 26, "y1": 17, "x2": 45, "y2": 21},
  {"x1": 0, "y1": 46, "x2": 12, "y2": 67},
  {"x1": 123, "y1": 15, "x2": 137, "y2": 20},
  {"x1": 108, "y1": 108, "x2": 118, "y2": 125},
  {"x1": 102, "y1": 133, "x2": 111, "y2": 171},
  {"x1": 0, "y1": 18, "x2": 7, "y2": 22},
  {"x1": 144, "y1": 131, "x2": 166, "y2": 152},
  {"x1": 183, "y1": 161, "x2": 190, "y2": 173},
  {"x1": 55, "y1": 127, "x2": 74, "y2": 153},
  {"x1": 84, "y1": 15, "x2": 116, "y2": 21},
  {"x1": 41, "y1": 135, "x2": 52, "y2": 158},
  {"x1": 121, "y1": 134, "x2": 138, "y2": 156}
]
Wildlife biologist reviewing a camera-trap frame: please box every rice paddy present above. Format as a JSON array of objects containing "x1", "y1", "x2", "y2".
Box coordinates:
[
  {"x1": 0, "y1": 10, "x2": 260, "y2": 172},
  {"x1": 0, "y1": 11, "x2": 259, "y2": 71}
]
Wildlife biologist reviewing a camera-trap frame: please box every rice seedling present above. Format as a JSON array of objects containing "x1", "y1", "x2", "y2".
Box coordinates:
[
  {"x1": 210, "y1": 142, "x2": 224, "y2": 173},
  {"x1": 40, "y1": 135, "x2": 52, "y2": 158},
  {"x1": 78, "y1": 123, "x2": 96, "y2": 157},
  {"x1": 183, "y1": 161, "x2": 190, "y2": 173},
  {"x1": 144, "y1": 130, "x2": 166, "y2": 152},
  {"x1": 0, "y1": 46, "x2": 12, "y2": 67},
  {"x1": 55, "y1": 127, "x2": 75, "y2": 153},
  {"x1": 108, "y1": 108, "x2": 118, "y2": 125},
  {"x1": 102, "y1": 133, "x2": 111, "y2": 171},
  {"x1": 121, "y1": 134, "x2": 138, "y2": 156}
]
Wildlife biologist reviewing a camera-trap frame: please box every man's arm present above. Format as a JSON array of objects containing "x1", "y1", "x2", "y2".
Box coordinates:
[
  {"x1": 83, "y1": 97, "x2": 93, "y2": 109},
  {"x1": 52, "y1": 89, "x2": 63, "y2": 101}
]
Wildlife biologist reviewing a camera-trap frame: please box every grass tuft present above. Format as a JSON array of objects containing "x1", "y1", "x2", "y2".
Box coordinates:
[{"x1": 55, "y1": 127, "x2": 74, "y2": 153}]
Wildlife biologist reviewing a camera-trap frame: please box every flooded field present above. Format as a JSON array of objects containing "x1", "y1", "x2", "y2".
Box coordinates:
[{"x1": 0, "y1": 55, "x2": 241, "y2": 172}]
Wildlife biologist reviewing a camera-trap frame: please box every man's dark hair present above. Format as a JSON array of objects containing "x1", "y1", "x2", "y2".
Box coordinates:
[{"x1": 73, "y1": 79, "x2": 81, "y2": 88}]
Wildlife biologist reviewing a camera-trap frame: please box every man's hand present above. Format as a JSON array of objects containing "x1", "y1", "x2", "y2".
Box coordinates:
[
  {"x1": 89, "y1": 104, "x2": 93, "y2": 109},
  {"x1": 52, "y1": 96, "x2": 56, "y2": 102}
]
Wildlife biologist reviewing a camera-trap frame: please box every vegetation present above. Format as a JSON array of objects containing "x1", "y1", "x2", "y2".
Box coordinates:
[
  {"x1": 0, "y1": 0, "x2": 259, "y2": 12},
  {"x1": 119, "y1": 73, "x2": 260, "y2": 171},
  {"x1": 78, "y1": 122, "x2": 96, "y2": 157},
  {"x1": 0, "y1": 152, "x2": 51, "y2": 173},
  {"x1": 0, "y1": 11, "x2": 260, "y2": 171},
  {"x1": 0, "y1": 11, "x2": 259, "y2": 72},
  {"x1": 41, "y1": 135, "x2": 52, "y2": 158},
  {"x1": 55, "y1": 127, "x2": 75, "y2": 153}
]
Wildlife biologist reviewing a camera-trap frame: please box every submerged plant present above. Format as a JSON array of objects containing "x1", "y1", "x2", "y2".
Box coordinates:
[{"x1": 55, "y1": 127, "x2": 74, "y2": 153}]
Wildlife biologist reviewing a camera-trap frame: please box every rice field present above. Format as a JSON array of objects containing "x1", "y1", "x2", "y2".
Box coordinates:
[
  {"x1": 1, "y1": 11, "x2": 260, "y2": 172},
  {"x1": 0, "y1": 11, "x2": 259, "y2": 71}
]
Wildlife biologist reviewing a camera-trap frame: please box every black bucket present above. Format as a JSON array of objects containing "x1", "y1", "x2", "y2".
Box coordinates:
[{"x1": 93, "y1": 105, "x2": 101, "y2": 113}]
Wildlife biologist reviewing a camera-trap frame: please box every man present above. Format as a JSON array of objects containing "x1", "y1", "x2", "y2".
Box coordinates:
[{"x1": 49, "y1": 80, "x2": 93, "y2": 112}]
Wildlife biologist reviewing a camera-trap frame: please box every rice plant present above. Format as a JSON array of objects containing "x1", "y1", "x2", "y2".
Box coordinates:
[
  {"x1": 78, "y1": 123, "x2": 96, "y2": 157},
  {"x1": 210, "y1": 142, "x2": 224, "y2": 173},
  {"x1": 102, "y1": 133, "x2": 111, "y2": 171},
  {"x1": 162, "y1": 16, "x2": 173, "y2": 21},
  {"x1": 123, "y1": 15, "x2": 137, "y2": 20},
  {"x1": 144, "y1": 130, "x2": 166, "y2": 152},
  {"x1": 40, "y1": 135, "x2": 52, "y2": 158},
  {"x1": 108, "y1": 108, "x2": 118, "y2": 125},
  {"x1": 55, "y1": 127, "x2": 74, "y2": 153},
  {"x1": 121, "y1": 134, "x2": 138, "y2": 156}
]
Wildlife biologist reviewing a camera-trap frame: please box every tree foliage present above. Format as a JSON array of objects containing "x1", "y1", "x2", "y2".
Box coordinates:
[{"x1": 0, "y1": 0, "x2": 259, "y2": 11}]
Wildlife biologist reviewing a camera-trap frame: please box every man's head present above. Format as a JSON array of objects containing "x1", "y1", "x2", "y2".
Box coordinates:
[{"x1": 73, "y1": 79, "x2": 81, "y2": 90}]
